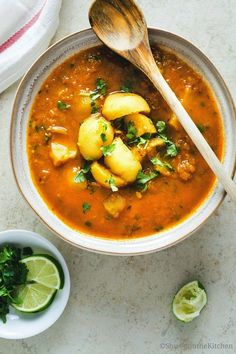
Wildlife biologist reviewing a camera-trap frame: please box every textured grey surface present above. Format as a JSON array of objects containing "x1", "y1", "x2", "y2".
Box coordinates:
[{"x1": 0, "y1": 0, "x2": 235, "y2": 353}]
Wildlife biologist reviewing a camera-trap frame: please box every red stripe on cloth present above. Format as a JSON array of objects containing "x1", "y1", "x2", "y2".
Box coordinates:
[{"x1": 0, "y1": 1, "x2": 47, "y2": 53}]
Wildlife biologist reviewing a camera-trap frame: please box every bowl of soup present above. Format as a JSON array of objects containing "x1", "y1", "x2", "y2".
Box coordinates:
[{"x1": 11, "y1": 28, "x2": 236, "y2": 255}]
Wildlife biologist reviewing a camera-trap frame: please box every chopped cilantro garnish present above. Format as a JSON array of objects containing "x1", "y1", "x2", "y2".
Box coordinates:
[
  {"x1": 151, "y1": 157, "x2": 174, "y2": 171},
  {"x1": 120, "y1": 81, "x2": 132, "y2": 93},
  {"x1": 74, "y1": 162, "x2": 91, "y2": 183},
  {"x1": 57, "y1": 101, "x2": 71, "y2": 111},
  {"x1": 82, "y1": 202, "x2": 91, "y2": 213},
  {"x1": 112, "y1": 117, "x2": 125, "y2": 130},
  {"x1": 101, "y1": 143, "x2": 115, "y2": 156},
  {"x1": 90, "y1": 78, "x2": 107, "y2": 113},
  {"x1": 100, "y1": 122, "x2": 108, "y2": 142},
  {"x1": 155, "y1": 121, "x2": 178, "y2": 157},
  {"x1": 136, "y1": 170, "x2": 159, "y2": 185},
  {"x1": 100, "y1": 133, "x2": 107, "y2": 143},
  {"x1": 108, "y1": 176, "x2": 118, "y2": 192},
  {"x1": 197, "y1": 123, "x2": 205, "y2": 134},
  {"x1": 156, "y1": 121, "x2": 167, "y2": 133},
  {"x1": 91, "y1": 100, "x2": 99, "y2": 114},
  {"x1": 166, "y1": 141, "x2": 178, "y2": 157},
  {"x1": 96, "y1": 78, "x2": 107, "y2": 96},
  {"x1": 126, "y1": 121, "x2": 137, "y2": 140}
]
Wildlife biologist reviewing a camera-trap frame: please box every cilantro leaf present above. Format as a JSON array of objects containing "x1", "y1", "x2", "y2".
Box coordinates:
[
  {"x1": 197, "y1": 123, "x2": 205, "y2": 134},
  {"x1": 82, "y1": 202, "x2": 91, "y2": 213},
  {"x1": 136, "y1": 170, "x2": 159, "y2": 185},
  {"x1": 57, "y1": 101, "x2": 71, "y2": 111},
  {"x1": 101, "y1": 143, "x2": 115, "y2": 156},
  {"x1": 74, "y1": 162, "x2": 91, "y2": 183},
  {"x1": 100, "y1": 133, "x2": 107, "y2": 143},
  {"x1": 166, "y1": 141, "x2": 178, "y2": 157},
  {"x1": 90, "y1": 78, "x2": 107, "y2": 113},
  {"x1": 156, "y1": 121, "x2": 167, "y2": 133},
  {"x1": 108, "y1": 176, "x2": 118, "y2": 192},
  {"x1": 120, "y1": 81, "x2": 132, "y2": 93},
  {"x1": 126, "y1": 122, "x2": 137, "y2": 140},
  {"x1": 96, "y1": 78, "x2": 107, "y2": 96},
  {"x1": 151, "y1": 157, "x2": 174, "y2": 171},
  {"x1": 158, "y1": 133, "x2": 178, "y2": 157}
]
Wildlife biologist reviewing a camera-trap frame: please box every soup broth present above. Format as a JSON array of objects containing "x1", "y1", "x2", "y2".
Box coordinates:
[{"x1": 27, "y1": 46, "x2": 223, "y2": 239}]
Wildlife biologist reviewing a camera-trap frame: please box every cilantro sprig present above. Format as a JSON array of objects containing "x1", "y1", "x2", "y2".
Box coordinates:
[
  {"x1": 0, "y1": 245, "x2": 31, "y2": 323},
  {"x1": 90, "y1": 78, "x2": 107, "y2": 114},
  {"x1": 74, "y1": 162, "x2": 91, "y2": 183},
  {"x1": 57, "y1": 101, "x2": 71, "y2": 111},
  {"x1": 101, "y1": 143, "x2": 115, "y2": 157},
  {"x1": 136, "y1": 170, "x2": 159, "y2": 191},
  {"x1": 151, "y1": 157, "x2": 174, "y2": 171},
  {"x1": 156, "y1": 121, "x2": 179, "y2": 157},
  {"x1": 108, "y1": 176, "x2": 118, "y2": 192}
]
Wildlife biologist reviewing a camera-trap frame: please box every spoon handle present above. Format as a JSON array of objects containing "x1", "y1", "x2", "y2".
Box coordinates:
[{"x1": 130, "y1": 39, "x2": 236, "y2": 203}]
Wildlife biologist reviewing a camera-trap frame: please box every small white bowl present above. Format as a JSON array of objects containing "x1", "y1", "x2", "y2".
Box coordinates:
[{"x1": 0, "y1": 229, "x2": 70, "y2": 339}]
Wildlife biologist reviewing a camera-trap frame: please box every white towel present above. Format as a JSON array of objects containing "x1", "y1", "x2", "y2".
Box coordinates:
[{"x1": 0, "y1": 0, "x2": 62, "y2": 93}]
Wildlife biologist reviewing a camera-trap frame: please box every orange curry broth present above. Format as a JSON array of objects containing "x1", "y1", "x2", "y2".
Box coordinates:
[{"x1": 27, "y1": 46, "x2": 223, "y2": 239}]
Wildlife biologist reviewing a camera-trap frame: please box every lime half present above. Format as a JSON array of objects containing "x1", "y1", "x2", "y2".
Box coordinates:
[
  {"x1": 13, "y1": 283, "x2": 56, "y2": 313},
  {"x1": 172, "y1": 281, "x2": 207, "y2": 323},
  {"x1": 21, "y1": 255, "x2": 64, "y2": 290}
]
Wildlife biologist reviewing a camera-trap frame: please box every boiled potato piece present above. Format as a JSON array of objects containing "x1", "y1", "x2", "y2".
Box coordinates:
[
  {"x1": 63, "y1": 166, "x2": 87, "y2": 190},
  {"x1": 78, "y1": 115, "x2": 114, "y2": 160},
  {"x1": 102, "y1": 93, "x2": 150, "y2": 120},
  {"x1": 147, "y1": 137, "x2": 165, "y2": 149},
  {"x1": 91, "y1": 161, "x2": 127, "y2": 189},
  {"x1": 72, "y1": 94, "x2": 92, "y2": 118},
  {"x1": 125, "y1": 113, "x2": 156, "y2": 136},
  {"x1": 104, "y1": 137, "x2": 141, "y2": 182},
  {"x1": 50, "y1": 143, "x2": 77, "y2": 167},
  {"x1": 168, "y1": 87, "x2": 191, "y2": 131},
  {"x1": 103, "y1": 193, "x2": 126, "y2": 218},
  {"x1": 131, "y1": 145, "x2": 147, "y2": 162}
]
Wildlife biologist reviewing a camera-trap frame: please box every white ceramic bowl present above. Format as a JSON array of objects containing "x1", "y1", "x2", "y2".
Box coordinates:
[
  {"x1": 11, "y1": 28, "x2": 236, "y2": 255},
  {"x1": 0, "y1": 229, "x2": 70, "y2": 339}
]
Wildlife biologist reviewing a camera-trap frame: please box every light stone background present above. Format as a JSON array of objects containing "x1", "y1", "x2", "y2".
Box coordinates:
[{"x1": 0, "y1": 0, "x2": 236, "y2": 353}]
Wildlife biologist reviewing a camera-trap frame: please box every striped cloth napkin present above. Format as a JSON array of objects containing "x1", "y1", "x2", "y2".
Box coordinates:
[{"x1": 0, "y1": 0, "x2": 62, "y2": 93}]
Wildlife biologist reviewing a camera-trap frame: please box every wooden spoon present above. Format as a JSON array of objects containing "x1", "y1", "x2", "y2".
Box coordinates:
[{"x1": 89, "y1": 0, "x2": 236, "y2": 203}]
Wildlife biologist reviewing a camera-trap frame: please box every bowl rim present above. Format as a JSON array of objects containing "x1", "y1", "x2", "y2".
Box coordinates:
[{"x1": 10, "y1": 27, "x2": 236, "y2": 256}]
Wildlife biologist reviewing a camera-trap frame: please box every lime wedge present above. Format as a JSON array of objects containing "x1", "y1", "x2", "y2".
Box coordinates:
[
  {"x1": 20, "y1": 255, "x2": 64, "y2": 290},
  {"x1": 13, "y1": 283, "x2": 56, "y2": 313},
  {"x1": 172, "y1": 280, "x2": 207, "y2": 323}
]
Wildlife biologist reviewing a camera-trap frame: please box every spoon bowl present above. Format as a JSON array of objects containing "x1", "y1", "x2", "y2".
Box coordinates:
[{"x1": 89, "y1": 0, "x2": 146, "y2": 51}]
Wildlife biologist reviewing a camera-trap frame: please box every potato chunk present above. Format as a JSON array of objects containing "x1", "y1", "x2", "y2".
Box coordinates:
[
  {"x1": 78, "y1": 115, "x2": 114, "y2": 160},
  {"x1": 103, "y1": 193, "x2": 126, "y2": 218},
  {"x1": 50, "y1": 143, "x2": 77, "y2": 167},
  {"x1": 102, "y1": 93, "x2": 150, "y2": 120},
  {"x1": 72, "y1": 94, "x2": 92, "y2": 118},
  {"x1": 91, "y1": 161, "x2": 127, "y2": 189},
  {"x1": 168, "y1": 87, "x2": 191, "y2": 131},
  {"x1": 104, "y1": 137, "x2": 141, "y2": 182},
  {"x1": 125, "y1": 113, "x2": 156, "y2": 136}
]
